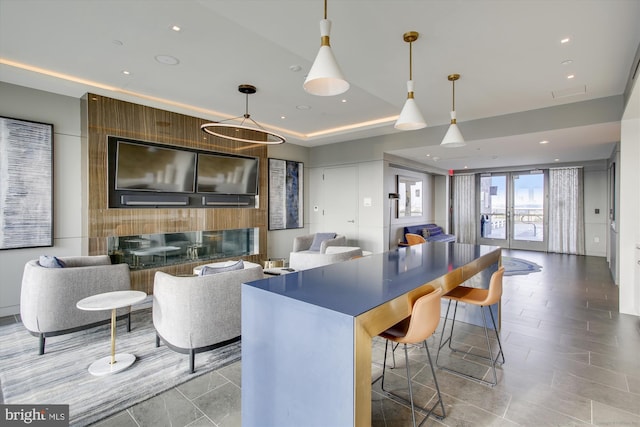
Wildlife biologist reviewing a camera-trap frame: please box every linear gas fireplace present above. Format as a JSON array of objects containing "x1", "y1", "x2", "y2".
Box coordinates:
[{"x1": 108, "y1": 228, "x2": 259, "y2": 270}]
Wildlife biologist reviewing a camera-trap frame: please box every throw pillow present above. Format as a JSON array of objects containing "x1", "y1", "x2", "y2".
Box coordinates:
[
  {"x1": 309, "y1": 232, "x2": 337, "y2": 251},
  {"x1": 38, "y1": 255, "x2": 66, "y2": 268},
  {"x1": 199, "y1": 260, "x2": 244, "y2": 276},
  {"x1": 420, "y1": 228, "x2": 431, "y2": 238}
]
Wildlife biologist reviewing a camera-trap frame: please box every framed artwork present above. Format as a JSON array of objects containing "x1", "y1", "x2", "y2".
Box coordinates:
[
  {"x1": 268, "y1": 158, "x2": 303, "y2": 230},
  {"x1": 396, "y1": 175, "x2": 423, "y2": 218},
  {"x1": 0, "y1": 116, "x2": 54, "y2": 249}
]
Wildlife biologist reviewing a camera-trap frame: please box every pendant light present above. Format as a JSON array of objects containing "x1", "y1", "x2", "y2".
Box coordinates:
[
  {"x1": 303, "y1": 0, "x2": 349, "y2": 96},
  {"x1": 441, "y1": 74, "x2": 465, "y2": 147},
  {"x1": 201, "y1": 84, "x2": 285, "y2": 144},
  {"x1": 394, "y1": 31, "x2": 427, "y2": 131}
]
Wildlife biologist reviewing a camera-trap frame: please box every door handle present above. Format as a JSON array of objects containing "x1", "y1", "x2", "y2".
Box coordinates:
[{"x1": 347, "y1": 220, "x2": 355, "y2": 223}]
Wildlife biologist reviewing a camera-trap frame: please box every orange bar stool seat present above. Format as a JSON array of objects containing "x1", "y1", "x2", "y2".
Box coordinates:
[
  {"x1": 378, "y1": 287, "x2": 446, "y2": 426},
  {"x1": 405, "y1": 233, "x2": 426, "y2": 245}
]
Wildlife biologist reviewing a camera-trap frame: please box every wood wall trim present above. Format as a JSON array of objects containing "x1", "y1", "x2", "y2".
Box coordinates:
[{"x1": 85, "y1": 94, "x2": 268, "y2": 291}]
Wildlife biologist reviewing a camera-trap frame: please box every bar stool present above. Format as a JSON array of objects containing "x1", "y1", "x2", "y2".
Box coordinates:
[
  {"x1": 405, "y1": 233, "x2": 427, "y2": 245},
  {"x1": 436, "y1": 266, "x2": 505, "y2": 386},
  {"x1": 379, "y1": 287, "x2": 446, "y2": 426}
]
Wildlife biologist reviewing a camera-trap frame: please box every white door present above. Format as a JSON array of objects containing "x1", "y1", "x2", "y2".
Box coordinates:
[{"x1": 322, "y1": 166, "x2": 358, "y2": 245}]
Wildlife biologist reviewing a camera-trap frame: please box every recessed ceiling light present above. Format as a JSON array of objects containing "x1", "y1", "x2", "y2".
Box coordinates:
[
  {"x1": 561, "y1": 59, "x2": 573, "y2": 65},
  {"x1": 464, "y1": 166, "x2": 468, "y2": 169},
  {"x1": 554, "y1": 158, "x2": 560, "y2": 162},
  {"x1": 426, "y1": 153, "x2": 431, "y2": 157},
  {"x1": 539, "y1": 140, "x2": 549, "y2": 144},
  {"x1": 280, "y1": 115, "x2": 286, "y2": 119},
  {"x1": 567, "y1": 74, "x2": 575, "y2": 79},
  {"x1": 171, "y1": 25, "x2": 181, "y2": 32},
  {"x1": 341, "y1": 99, "x2": 347, "y2": 103},
  {"x1": 155, "y1": 54, "x2": 180, "y2": 65},
  {"x1": 561, "y1": 37, "x2": 571, "y2": 44},
  {"x1": 122, "y1": 70, "x2": 131, "y2": 75}
]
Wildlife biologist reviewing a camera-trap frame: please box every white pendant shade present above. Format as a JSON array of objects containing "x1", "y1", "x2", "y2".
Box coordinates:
[
  {"x1": 394, "y1": 80, "x2": 427, "y2": 130},
  {"x1": 441, "y1": 110, "x2": 465, "y2": 147},
  {"x1": 303, "y1": 19, "x2": 349, "y2": 96}
]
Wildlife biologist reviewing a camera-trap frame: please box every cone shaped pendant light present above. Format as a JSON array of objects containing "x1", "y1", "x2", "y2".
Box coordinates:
[
  {"x1": 303, "y1": 0, "x2": 349, "y2": 96},
  {"x1": 395, "y1": 31, "x2": 427, "y2": 130},
  {"x1": 441, "y1": 74, "x2": 465, "y2": 147}
]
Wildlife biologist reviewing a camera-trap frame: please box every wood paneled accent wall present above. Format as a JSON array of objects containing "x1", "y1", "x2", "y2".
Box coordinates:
[{"x1": 84, "y1": 94, "x2": 267, "y2": 293}]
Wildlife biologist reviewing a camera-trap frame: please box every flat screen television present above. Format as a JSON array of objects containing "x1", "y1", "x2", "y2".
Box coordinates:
[
  {"x1": 197, "y1": 153, "x2": 259, "y2": 195},
  {"x1": 115, "y1": 140, "x2": 196, "y2": 193},
  {"x1": 108, "y1": 136, "x2": 259, "y2": 208}
]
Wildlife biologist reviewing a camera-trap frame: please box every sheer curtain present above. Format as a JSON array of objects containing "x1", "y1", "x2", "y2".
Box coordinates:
[
  {"x1": 548, "y1": 167, "x2": 585, "y2": 255},
  {"x1": 453, "y1": 174, "x2": 476, "y2": 243}
]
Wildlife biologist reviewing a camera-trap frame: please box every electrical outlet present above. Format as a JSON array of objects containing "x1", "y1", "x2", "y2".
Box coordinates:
[{"x1": 594, "y1": 237, "x2": 600, "y2": 243}]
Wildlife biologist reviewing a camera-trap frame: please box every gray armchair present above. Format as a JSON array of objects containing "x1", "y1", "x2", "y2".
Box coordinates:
[
  {"x1": 20, "y1": 255, "x2": 132, "y2": 355},
  {"x1": 153, "y1": 261, "x2": 264, "y2": 373},
  {"x1": 292, "y1": 233, "x2": 346, "y2": 253}
]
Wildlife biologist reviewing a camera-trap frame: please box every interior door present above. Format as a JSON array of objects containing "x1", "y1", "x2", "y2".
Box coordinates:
[
  {"x1": 477, "y1": 171, "x2": 547, "y2": 251},
  {"x1": 322, "y1": 166, "x2": 358, "y2": 244}
]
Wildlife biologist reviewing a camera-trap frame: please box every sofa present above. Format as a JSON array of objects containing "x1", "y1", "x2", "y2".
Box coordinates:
[
  {"x1": 20, "y1": 255, "x2": 132, "y2": 355},
  {"x1": 152, "y1": 260, "x2": 263, "y2": 373},
  {"x1": 292, "y1": 233, "x2": 347, "y2": 253},
  {"x1": 402, "y1": 224, "x2": 456, "y2": 244},
  {"x1": 289, "y1": 246, "x2": 363, "y2": 271}
]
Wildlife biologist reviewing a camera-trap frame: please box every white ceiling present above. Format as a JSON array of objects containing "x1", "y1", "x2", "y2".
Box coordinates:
[{"x1": 1, "y1": 0, "x2": 639, "y2": 170}]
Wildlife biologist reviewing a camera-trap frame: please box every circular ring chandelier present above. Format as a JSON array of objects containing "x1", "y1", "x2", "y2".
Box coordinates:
[{"x1": 201, "y1": 84, "x2": 286, "y2": 145}]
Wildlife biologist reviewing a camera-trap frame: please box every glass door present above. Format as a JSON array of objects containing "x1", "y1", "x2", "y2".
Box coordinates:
[
  {"x1": 477, "y1": 171, "x2": 547, "y2": 251},
  {"x1": 478, "y1": 174, "x2": 508, "y2": 247}
]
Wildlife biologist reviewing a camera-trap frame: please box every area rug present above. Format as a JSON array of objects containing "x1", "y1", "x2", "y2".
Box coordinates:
[
  {"x1": 502, "y1": 256, "x2": 542, "y2": 276},
  {"x1": 0, "y1": 309, "x2": 241, "y2": 426}
]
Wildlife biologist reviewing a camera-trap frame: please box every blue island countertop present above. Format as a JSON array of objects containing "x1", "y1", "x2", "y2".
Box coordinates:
[{"x1": 245, "y1": 243, "x2": 501, "y2": 317}]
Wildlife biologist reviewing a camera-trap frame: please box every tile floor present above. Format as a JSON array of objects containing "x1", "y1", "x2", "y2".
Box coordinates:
[{"x1": 4, "y1": 250, "x2": 640, "y2": 426}]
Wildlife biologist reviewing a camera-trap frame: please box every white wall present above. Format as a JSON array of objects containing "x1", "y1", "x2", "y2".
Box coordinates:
[
  {"x1": 0, "y1": 83, "x2": 84, "y2": 316},
  {"x1": 619, "y1": 78, "x2": 640, "y2": 316},
  {"x1": 356, "y1": 161, "x2": 385, "y2": 252},
  {"x1": 307, "y1": 161, "x2": 386, "y2": 254},
  {"x1": 386, "y1": 165, "x2": 436, "y2": 249},
  {"x1": 583, "y1": 162, "x2": 609, "y2": 257}
]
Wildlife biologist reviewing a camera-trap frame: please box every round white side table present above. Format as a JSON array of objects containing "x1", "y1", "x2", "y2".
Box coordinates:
[{"x1": 76, "y1": 290, "x2": 147, "y2": 376}]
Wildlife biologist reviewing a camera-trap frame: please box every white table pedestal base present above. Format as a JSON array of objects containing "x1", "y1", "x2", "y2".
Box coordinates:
[{"x1": 88, "y1": 353, "x2": 136, "y2": 376}]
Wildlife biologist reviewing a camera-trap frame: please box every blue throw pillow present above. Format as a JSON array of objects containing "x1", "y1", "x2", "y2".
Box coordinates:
[
  {"x1": 39, "y1": 255, "x2": 66, "y2": 268},
  {"x1": 309, "y1": 233, "x2": 337, "y2": 251},
  {"x1": 199, "y1": 260, "x2": 244, "y2": 276}
]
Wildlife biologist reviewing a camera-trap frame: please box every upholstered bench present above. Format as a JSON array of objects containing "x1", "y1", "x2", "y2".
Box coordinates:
[{"x1": 402, "y1": 224, "x2": 456, "y2": 244}]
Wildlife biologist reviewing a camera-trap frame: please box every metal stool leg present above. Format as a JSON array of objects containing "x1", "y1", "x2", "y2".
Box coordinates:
[
  {"x1": 437, "y1": 300, "x2": 505, "y2": 387},
  {"x1": 381, "y1": 341, "x2": 445, "y2": 425}
]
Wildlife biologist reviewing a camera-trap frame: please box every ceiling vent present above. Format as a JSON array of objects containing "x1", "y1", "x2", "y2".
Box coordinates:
[{"x1": 551, "y1": 85, "x2": 587, "y2": 99}]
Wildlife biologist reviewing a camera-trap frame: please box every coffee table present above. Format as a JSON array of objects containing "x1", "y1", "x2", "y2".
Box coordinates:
[{"x1": 76, "y1": 290, "x2": 147, "y2": 376}]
